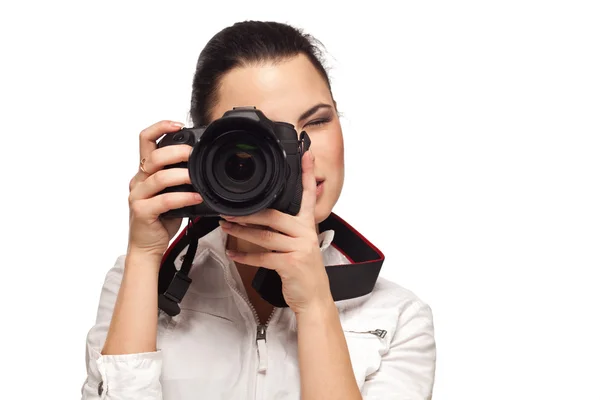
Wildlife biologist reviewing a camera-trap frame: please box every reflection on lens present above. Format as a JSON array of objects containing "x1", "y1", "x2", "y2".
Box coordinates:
[
  {"x1": 235, "y1": 143, "x2": 258, "y2": 151},
  {"x1": 225, "y1": 151, "x2": 256, "y2": 181}
]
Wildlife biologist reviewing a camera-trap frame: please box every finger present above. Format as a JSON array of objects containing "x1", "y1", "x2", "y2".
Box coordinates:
[
  {"x1": 130, "y1": 142, "x2": 193, "y2": 192},
  {"x1": 129, "y1": 168, "x2": 193, "y2": 201},
  {"x1": 298, "y1": 151, "x2": 317, "y2": 217},
  {"x1": 219, "y1": 220, "x2": 295, "y2": 252},
  {"x1": 225, "y1": 250, "x2": 280, "y2": 270},
  {"x1": 140, "y1": 144, "x2": 193, "y2": 176},
  {"x1": 133, "y1": 192, "x2": 203, "y2": 219},
  {"x1": 220, "y1": 209, "x2": 305, "y2": 237},
  {"x1": 139, "y1": 120, "x2": 185, "y2": 161},
  {"x1": 129, "y1": 172, "x2": 146, "y2": 193}
]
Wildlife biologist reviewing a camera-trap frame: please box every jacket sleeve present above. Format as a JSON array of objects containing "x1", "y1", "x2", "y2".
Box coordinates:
[
  {"x1": 80, "y1": 255, "x2": 163, "y2": 400},
  {"x1": 361, "y1": 301, "x2": 437, "y2": 400}
]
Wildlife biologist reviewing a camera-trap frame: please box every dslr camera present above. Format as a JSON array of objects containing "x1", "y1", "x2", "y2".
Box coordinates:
[{"x1": 156, "y1": 106, "x2": 311, "y2": 218}]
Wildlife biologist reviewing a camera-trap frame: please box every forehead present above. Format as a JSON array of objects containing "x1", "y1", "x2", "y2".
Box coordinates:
[{"x1": 212, "y1": 54, "x2": 332, "y2": 124}]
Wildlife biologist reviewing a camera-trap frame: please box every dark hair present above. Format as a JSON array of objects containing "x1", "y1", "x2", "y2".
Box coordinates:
[{"x1": 189, "y1": 20, "x2": 334, "y2": 127}]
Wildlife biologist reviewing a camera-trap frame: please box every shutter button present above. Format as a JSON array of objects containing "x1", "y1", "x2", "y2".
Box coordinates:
[{"x1": 97, "y1": 381, "x2": 103, "y2": 395}]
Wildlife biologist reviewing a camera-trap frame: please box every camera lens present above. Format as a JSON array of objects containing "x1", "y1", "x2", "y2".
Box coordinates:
[
  {"x1": 173, "y1": 132, "x2": 185, "y2": 142},
  {"x1": 224, "y1": 150, "x2": 256, "y2": 182},
  {"x1": 188, "y1": 123, "x2": 287, "y2": 216}
]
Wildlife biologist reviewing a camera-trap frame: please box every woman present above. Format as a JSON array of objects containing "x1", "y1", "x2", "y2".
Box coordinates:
[{"x1": 81, "y1": 20, "x2": 436, "y2": 399}]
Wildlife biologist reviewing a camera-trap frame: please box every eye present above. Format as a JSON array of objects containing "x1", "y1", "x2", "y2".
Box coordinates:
[{"x1": 305, "y1": 117, "x2": 332, "y2": 128}]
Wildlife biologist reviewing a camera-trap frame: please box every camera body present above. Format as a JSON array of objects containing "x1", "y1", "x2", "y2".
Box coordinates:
[{"x1": 156, "y1": 106, "x2": 311, "y2": 218}]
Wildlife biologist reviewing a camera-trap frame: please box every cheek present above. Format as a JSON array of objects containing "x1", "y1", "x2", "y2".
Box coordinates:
[
  {"x1": 329, "y1": 130, "x2": 345, "y2": 169},
  {"x1": 313, "y1": 128, "x2": 344, "y2": 167}
]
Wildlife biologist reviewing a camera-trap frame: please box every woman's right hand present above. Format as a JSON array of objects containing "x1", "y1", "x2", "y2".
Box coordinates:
[{"x1": 127, "y1": 120, "x2": 204, "y2": 258}]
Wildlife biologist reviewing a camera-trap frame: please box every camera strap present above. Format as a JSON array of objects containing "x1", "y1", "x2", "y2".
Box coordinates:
[{"x1": 157, "y1": 213, "x2": 385, "y2": 316}]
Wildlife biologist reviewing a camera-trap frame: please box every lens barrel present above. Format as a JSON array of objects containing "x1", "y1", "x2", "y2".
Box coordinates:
[{"x1": 188, "y1": 122, "x2": 286, "y2": 215}]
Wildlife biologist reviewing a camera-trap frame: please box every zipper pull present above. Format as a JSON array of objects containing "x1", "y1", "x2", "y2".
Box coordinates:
[
  {"x1": 369, "y1": 329, "x2": 387, "y2": 338},
  {"x1": 345, "y1": 328, "x2": 388, "y2": 338},
  {"x1": 256, "y1": 324, "x2": 268, "y2": 373}
]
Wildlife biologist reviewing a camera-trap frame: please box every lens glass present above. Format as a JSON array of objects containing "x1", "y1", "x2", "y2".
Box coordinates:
[
  {"x1": 192, "y1": 125, "x2": 285, "y2": 213},
  {"x1": 224, "y1": 148, "x2": 256, "y2": 182}
]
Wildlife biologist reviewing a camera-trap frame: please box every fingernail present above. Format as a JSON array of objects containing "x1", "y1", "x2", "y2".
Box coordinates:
[
  {"x1": 193, "y1": 193, "x2": 202, "y2": 201},
  {"x1": 219, "y1": 220, "x2": 232, "y2": 229},
  {"x1": 226, "y1": 250, "x2": 240, "y2": 258},
  {"x1": 171, "y1": 121, "x2": 185, "y2": 128},
  {"x1": 220, "y1": 215, "x2": 236, "y2": 220}
]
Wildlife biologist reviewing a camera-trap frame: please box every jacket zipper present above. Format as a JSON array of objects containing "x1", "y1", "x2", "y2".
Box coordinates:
[
  {"x1": 225, "y1": 278, "x2": 277, "y2": 369},
  {"x1": 218, "y1": 258, "x2": 277, "y2": 400},
  {"x1": 255, "y1": 309, "x2": 276, "y2": 372}
]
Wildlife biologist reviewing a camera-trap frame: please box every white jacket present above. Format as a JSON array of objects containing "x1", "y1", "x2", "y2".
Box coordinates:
[{"x1": 81, "y1": 225, "x2": 436, "y2": 399}]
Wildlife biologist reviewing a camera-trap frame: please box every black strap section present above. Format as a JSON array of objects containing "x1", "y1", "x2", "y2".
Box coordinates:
[
  {"x1": 180, "y1": 230, "x2": 198, "y2": 276},
  {"x1": 158, "y1": 217, "x2": 220, "y2": 316},
  {"x1": 319, "y1": 215, "x2": 382, "y2": 263},
  {"x1": 323, "y1": 216, "x2": 384, "y2": 300},
  {"x1": 158, "y1": 213, "x2": 384, "y2": 315}
]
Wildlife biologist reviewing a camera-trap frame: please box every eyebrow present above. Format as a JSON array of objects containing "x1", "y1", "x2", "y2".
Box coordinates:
[{"x1": 298, "y1": 103, "x2": 333, "y2": 122}]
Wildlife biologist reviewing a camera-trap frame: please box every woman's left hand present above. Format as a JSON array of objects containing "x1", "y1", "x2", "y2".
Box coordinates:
[{"x1": 219, "y1": 151, "x2": 332, "y2": 315}]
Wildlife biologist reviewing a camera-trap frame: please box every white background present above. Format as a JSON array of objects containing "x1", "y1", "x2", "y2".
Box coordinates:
[{"x1": 1, "y1": 1, "x2": 599, "y2": 398}]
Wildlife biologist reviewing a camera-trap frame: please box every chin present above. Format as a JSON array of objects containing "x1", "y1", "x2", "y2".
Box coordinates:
[
  {"x1": 314, "y1": 208, "x2": 331, "y2": 225},
  {"x1": 314, "y1": 194, "x2": 337, "y2": 225}
]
